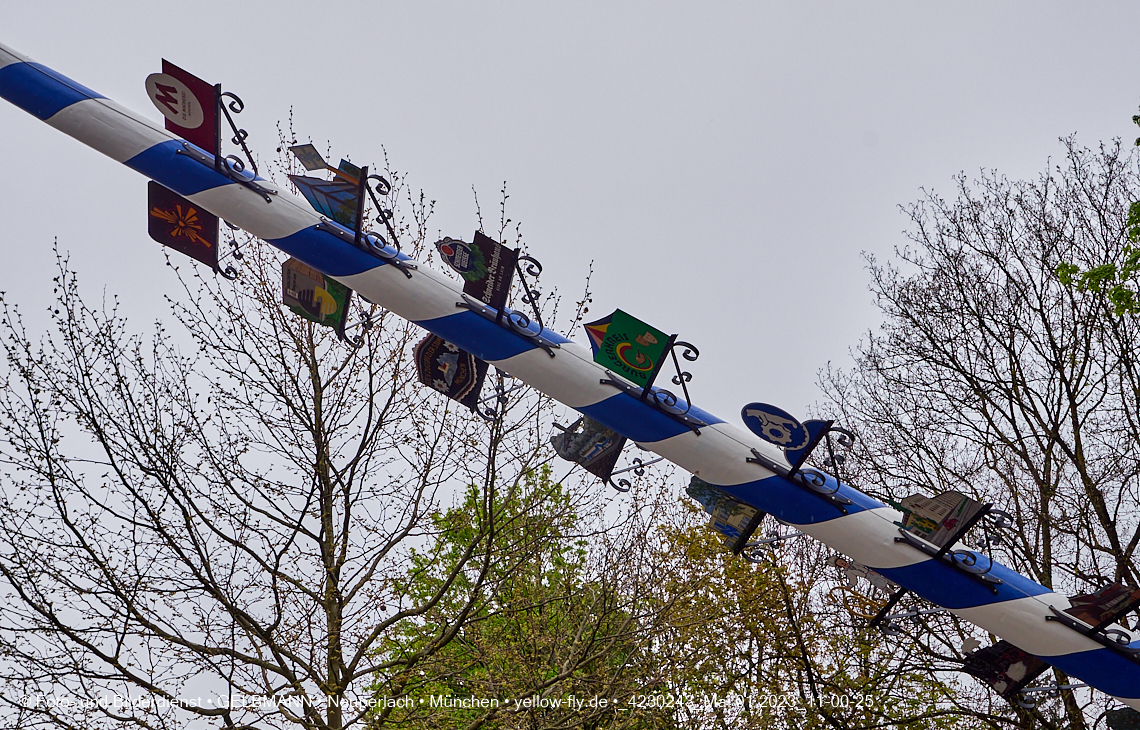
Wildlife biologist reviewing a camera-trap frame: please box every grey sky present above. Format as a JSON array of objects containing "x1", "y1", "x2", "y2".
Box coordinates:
[{"x1": 1, "y1": 2, "x2": 1138, "y2": 423}]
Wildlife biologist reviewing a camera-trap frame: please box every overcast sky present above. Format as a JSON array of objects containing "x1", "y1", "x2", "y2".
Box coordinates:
[{"x1": 2, "y1": 2, "x2": 1139, "y2": 424}]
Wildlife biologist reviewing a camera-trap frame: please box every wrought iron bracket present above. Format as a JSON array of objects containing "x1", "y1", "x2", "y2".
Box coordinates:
[
  {"x1": 363, "y1": 173, "x2": 404, "y2": 256},
  {"x1": 630, "y1": 336, "x2": 700, "y2": 413},
  {"x1": 607, "y1": 454, "x2": 666, "y2": 493},
  {"x1": 741, "y1": 523, "x2": 805, "y2": 563},
  {"x1": 314, "y1": 221, "x2": 417, "y2": 278},
  {"x1": 869, "y1": 588, "x2": 909, "y2": 634},
  {"x1": 217, "y1": 89, "x2": 258, "y2": 176},
  {"x1": 750, "y1": 529, "x2": 805, "y2": 549},
  {"x1": 212, "y1": 220, "x2": 247, "y2": 280},
  {"x1": 746, "y1": 447, "x2": 853, "y2": 514},
  {"x1": 333, "y1": 292, "x2": 374, "y2": 349},
  {"x1": 598, "y1": 370, "x2": 707, "y2": 434},
  {"x1": 1045, "y1": 605, "x2": 1140, "y2": 663},
  {"x1": 893, "y1": 527, "x2": 1003, "y2": 594},
  {"x1": 729, "y1": 509, "x2": 767, "y2": 555},
  {"x1": 1014, "y1": 682, "x2": 1089, "y2": 710},
  {"x1": 513, "y1": 255, "x2": 545, "y2": 329},
  {"x1": 457, "y1": 294, "x2": 561, "y2": 357},
  {"x1": 176, "y1": 143, "x2": 276, "y2": 203},
  {"x1": 473, "y1": 372, "x2": 525, "y2": 422}
]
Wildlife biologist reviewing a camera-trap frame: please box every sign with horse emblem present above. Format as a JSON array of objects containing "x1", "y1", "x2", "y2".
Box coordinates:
[{"x1": 741, "y1": 402, "x2": 810, "y2": 450}]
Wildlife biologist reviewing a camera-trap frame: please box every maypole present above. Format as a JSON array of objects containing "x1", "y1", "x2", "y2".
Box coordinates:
[{"x1": 2, "y1": 41, "x2": 1137, "y2": 709}]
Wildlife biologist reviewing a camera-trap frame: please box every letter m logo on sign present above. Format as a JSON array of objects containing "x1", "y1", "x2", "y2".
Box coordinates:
[
  {"x1": 151, "y1": 82, "x2": 180, "y2": 116},
  {"x1": 144, "y1": 59, "x2": 218, "y2": 153}
]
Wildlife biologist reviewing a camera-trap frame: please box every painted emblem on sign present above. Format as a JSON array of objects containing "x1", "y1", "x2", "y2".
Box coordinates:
[
  {"x1": 147, "y1": 60, "x2": 218, "y2": 153},
  {"x1": 436, "y1": 237, "x2": 488, "y2": 282},
  {"x1": 145, "y1": 73, "x2": 204, "y2": 129},
  {"x1": 147, "y1": 181, "x2": 218, "y2": 269},
  {"x1": 741, "y1": 403, "x2": 809, "y2": 450},
  {"x1": 550, "y1": 416, "x2": 626, "y2": 482},
  {"x1": 413, "y1": 334, "x2": 489, "y2": 411},
  {"x1": 583, "y1": 310, "x2": 670, "y2": 389},
  {"x1": 281, "y1": 257, "x2": 350, "y2": 328},
  {"x1": 149, "y1": 199, "x2": 212, "y2": 248}
]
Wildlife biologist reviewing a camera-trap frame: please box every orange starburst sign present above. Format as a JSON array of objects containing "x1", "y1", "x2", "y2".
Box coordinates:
[{"x1": 147, "y1": 182, "x2": 219, "y2": 268}]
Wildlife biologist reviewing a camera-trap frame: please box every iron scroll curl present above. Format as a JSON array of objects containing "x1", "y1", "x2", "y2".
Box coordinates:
[
  {"x1": 514, "y1": 255, "x2": 545, "y2": 330},
  {"x1": 218, "y1": 90, "x2": 258, "y2": 176}
]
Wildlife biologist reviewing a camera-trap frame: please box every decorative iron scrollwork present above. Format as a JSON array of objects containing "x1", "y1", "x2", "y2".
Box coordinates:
[
  {"x1": 868, "y1": 587, "x2": 950, "y2": 634},
  {"x1": 598, "y1": 370, "x2": 707, "y2": 434},
  {"x1": 473, "y1": 372, "x2": 524, "y2": 422},
  {"x1": 1014, "y1": 682, "x2": 1088, "y2": 710},
  {"x1": 457, "y1": 294, "x2": 561, "y2": 357},
  {"x1": 746, "y1": 447, "x2": 854, "y2": 514},
  {"x1": 513, "y1": 255, "x2": 546, "y2": 329},
  {"x1": 335, "y1": 303, "x2": 373, "y2": 349},
  {"x1": 741, "y1": 527, "x2": 804, "y2": 563},
  {"x1": 176, "y1": 143, "x2": 276, "y2": 203},
  {"x1": 208, "y1": 221, "x2": 245, "y2": 280},
  {"x1": 313, "y1": 219, "x2": 417, "y2": 278},
  {"x1": 218, "y1": 90, "x2": 258, "y2": 176},
  {"x1": 606, "y1": 454, "x2": 665, "y2": 492},
  {"x1": 665, "y1": 340, "x2": 699, "y2": 411},
  {"x1": 363, "y1": 173, "x2": 405, "y2": 260}
]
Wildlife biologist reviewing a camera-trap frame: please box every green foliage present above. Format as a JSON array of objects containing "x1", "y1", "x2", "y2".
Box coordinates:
[
  {"x1": 1056, "y1": 242, "x2": 1140, "y2": 315},
  {"x1": 371, "y1": 469, "x2": 673, "y2": 729},
  {"x1": 648, "y1": 514, "x2": 982, "y2": 730},
  {"x1": 1057, "y1": 109, "x2": 1140, "y2": 316}
]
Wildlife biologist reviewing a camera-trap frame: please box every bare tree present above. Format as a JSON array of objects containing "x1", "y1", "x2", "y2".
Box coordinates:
[
  {"x1": 0, "y1": 179, "x2": 587, "y2": 729},
  {"x1": 821, "y1": 137, "x2": 1140, "y2": 728}
]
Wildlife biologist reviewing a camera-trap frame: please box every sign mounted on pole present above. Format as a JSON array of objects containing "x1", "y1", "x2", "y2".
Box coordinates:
[
  {"x1": 413, "y1": 334, "x2": 489, "y2": 412},
  {"x1": 741, "y1": 403, "x2": 810, "y2": 450},
  {"x1": 147, "y1": 181, "x2": 219, "y2": 270},
  {"x1": 550, "y1": 416, "x2": 627, "y2": 484},
  {"x1": 1063, "y1": 584, "x2": 1140, "y2": 628},
  {"x1": 897, "y1": 490, "x2": 986, "y2": 549},
  {"x1": 281, "y1": 257, "x2": 351, "y2": 331},
  {"x1": 963, "y1": 640, "x2": 1048, "y2": 700},
  {"x1": 436, "y1": 231, "x2": 518, "y2": 313},
  {"x1": 288, "y1": 174, "x2": 360, "y2": 228},
  {"x1": 686, "y1": 476, "x2": 763, "y2": 551},
  {"x1": 145, "y1": 60, "x2": 217, "y2": 154},
  {"x1": 583, "y1": 309, "x2": 670, "y2": 389}
]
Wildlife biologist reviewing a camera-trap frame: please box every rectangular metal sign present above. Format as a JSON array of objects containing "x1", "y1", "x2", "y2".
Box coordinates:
[{"x1": 147, "y1": 181, "x2": 219, "y2": 269}]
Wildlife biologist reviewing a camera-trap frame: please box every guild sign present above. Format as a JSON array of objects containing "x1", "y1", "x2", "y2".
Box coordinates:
[
  {"x1": 741, "y1": 403, "x2": 809, "y2": 450},
  {"x1": 281, "y1": 257, "x2": 350, "y2": 330},
  {"x1": 145, "y1": 73, "x2": 204, "y2": 129},
  {"x1": 436, "y1": 237, "x2": 485, "y2": 279},
  {"x1": 147, "y1": 181, "x2": 218, "y2": 269},
  {"x1": 145, "y1": 60, "x2": 217, "y2": 153},
  {"x1": 437, "y1": 232, "x2": 519, "y2": 312},
  {"x1": 550, "y1": 417, "x2": 626, "y2": 482},
  {"x1": 413, "y1": 334, "x2": 489, "y2": 411},
  {"x1": 583, "y1": 309, "x2": 670, "y2": 389}
]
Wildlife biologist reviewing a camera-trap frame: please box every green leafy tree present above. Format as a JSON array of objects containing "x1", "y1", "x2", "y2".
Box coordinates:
[
  {"x1": 646, "y1": 504, "x2": 992, "y2": 730},
  {"x1": 372, "y1": 469, "x2": 682, "y2": 729}
]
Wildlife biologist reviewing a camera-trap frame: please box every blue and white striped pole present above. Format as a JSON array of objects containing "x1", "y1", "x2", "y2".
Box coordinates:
[{"x1": 1, "y1": 41, "x2": 1136, "y2": 708}]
